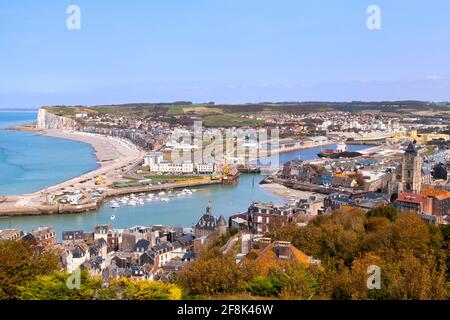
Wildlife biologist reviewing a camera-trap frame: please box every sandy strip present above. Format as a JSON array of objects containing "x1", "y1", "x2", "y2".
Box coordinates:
[
  {"x1": 41, "y1": 129, "x2": 141, "y2": 165},
  {"x1": 260, "y1": 182, "x2": 325, "y2": 202}
]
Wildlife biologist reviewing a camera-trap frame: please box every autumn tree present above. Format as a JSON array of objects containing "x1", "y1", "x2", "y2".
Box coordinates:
[
  {"x1": 366, "y1": 206, "x2": 399, "y2": 221},
  {"x1": 0, "y1": 240, "x2": 59, "y2": 299}
]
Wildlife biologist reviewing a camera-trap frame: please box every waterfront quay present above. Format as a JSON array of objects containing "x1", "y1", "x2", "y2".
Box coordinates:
[{"x1": 0, "y1": 178, "x2": 223, "y2": 217}]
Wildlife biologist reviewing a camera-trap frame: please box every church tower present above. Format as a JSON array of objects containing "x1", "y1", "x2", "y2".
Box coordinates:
[{"x1": 401, "y1": 142, "x2": 422, "y2": 194}]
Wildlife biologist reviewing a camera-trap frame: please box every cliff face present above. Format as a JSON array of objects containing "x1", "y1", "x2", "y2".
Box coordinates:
[{"x1": 36, "y1": 108, "x2": 81, "y2": 130}]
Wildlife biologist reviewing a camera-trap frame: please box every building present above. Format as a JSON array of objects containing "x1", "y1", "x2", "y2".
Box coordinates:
[
  {"x1": 94, "y1": 224, "x2": 111, "y2": 240},
  {"x1": 401, "y1": 142, "x2": 422, "y2": 194},
  {"x1": 62, "y1": 230, "x2": 84, "y2": 243},
  {"x1": 247, "y1": 202, "x2": 295, "y2": 235},
  {"x1": 31, "y1": 226, "x2": 56, "y2": 246},
  {"x1": 149, "y1": 160, "x2": 194, "y2": 174},
  {"x1": 394, "y1": 193, "x2": 424, "y2": 213},
  {"x1": 420, "y1": 187, "x2": 450, "y2": 217},
  {"x1": 196, "y1": 162, "x2": 215, "y2": 174},
  {"x1": 0, "y1": 229, "x2": 24, "y2": 241},
  {"x1": 144, "y1": 151, "x2": 164, "y2": 166},
  {"x1": 193, "y1": 202, "x2": 227, "y2": 238},
  {"x1": 245, "y1": 238, "x2": 321, "y2": 274}
]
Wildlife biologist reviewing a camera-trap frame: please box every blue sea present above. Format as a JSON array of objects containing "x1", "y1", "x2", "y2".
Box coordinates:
[{"x1": 0, "y1": 111, "x2": 99, "y2": 195}]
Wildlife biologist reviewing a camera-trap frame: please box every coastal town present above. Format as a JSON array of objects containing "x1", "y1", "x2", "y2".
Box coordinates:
[{"x1": 2, "y1": 102, "x2": 450, "y2": 284}]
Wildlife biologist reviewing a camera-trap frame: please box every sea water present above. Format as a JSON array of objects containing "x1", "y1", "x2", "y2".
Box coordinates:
[{"x1": 0, "y1": 111, "x2": 99, "y2": 195}]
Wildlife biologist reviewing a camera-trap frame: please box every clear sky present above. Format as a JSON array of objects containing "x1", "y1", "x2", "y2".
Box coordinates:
[{"x1": 1, "y1": 0, "x2": 450, "y2": 108}]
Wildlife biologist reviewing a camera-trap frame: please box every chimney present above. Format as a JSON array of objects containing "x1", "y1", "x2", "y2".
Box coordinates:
[
  {"x1": 275, "y1": 241, "x2": 291, "y2": 259},
  {"x1": 259, "y1": 237, "x2": 271, "y2": 251}
]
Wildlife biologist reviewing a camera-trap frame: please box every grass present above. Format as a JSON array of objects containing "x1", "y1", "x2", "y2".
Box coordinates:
[
  {"x1": 142, "y1": 175, "x2": 202, "y2": 180},
  {"x1": 202, "y1": 113, "x2": 265, "y2": 127}
]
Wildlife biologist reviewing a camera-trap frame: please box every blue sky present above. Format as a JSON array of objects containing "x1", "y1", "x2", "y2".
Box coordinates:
[{"x1": 1, "y1": 0, "x2": 450, "y2": 108}]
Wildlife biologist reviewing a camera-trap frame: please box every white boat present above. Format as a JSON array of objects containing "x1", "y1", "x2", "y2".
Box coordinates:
[
  {"x1": 161, "y1": 198, "x2": 170, "y2": 202},
  {"x1": 158, "y1": 191, "x2": 166, "y2": 195},
  {"x1": 110, "y1": 201, "x2": 120, "y2": 208},
  {"x1": 128, "y1": 200, "x2": 137, "y2": 206}
]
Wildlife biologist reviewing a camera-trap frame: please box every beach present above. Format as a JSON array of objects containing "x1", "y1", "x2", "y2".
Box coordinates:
[
  {"x1": 0, "y1": 127, "x2": 147, "y2": 216},
  {"x1": 260, "y1": 182, "x2": 325, "y2": 203},
  {"x1": 41, "y1": 129, "x2": 142, "y2": 164}
]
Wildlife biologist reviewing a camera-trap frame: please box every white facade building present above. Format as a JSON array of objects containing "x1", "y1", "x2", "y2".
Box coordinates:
[
  {"x1": 150, "y1": 161, "x2": 194, "y2": 174},
  {"x1": 196, "y1": 163, "x2": 215, "y2": 174},
  {"x1": 144, "y1": 152, "x2": 164, "y2": 166}
]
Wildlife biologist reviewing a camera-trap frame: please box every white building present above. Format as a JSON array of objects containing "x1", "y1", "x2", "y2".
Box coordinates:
[
  {"x1": 144, "y1": 151, "x2": 164, "y2": 166},
  {"x1": 150, "y1": 161, "x2": 194, "y2": 174},
  {"x1": 196, "y1": 162, "x2": 215, "y2": 174}
]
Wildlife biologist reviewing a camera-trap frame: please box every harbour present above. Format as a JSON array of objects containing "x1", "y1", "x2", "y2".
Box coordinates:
[{"x1": 0, "y1": 111, "x2": 370, "y2": 240}]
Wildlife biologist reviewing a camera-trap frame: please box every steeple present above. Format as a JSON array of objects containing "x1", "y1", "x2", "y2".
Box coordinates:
[
  {"x1": 206, "y1": 200, "x2": 212, "y2": 216},
  {"x1": 404, "y1": 141, "x2": 418, "y2": 155}
]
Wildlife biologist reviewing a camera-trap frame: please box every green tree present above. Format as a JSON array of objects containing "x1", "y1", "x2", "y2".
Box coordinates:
[
  {"x1": 0, "y1": 240, "x2": 59, "y2": 299},
  {"x1": 111, "y1": 278, "x2": 182, "y2": 300},
  {"x1": 18, "y1": 270, "x2": 101, "y2": 300}
]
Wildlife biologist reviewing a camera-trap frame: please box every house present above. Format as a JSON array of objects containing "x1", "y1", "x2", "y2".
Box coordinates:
[
  {"x1": 134, "y1": 239, "x2": 151, "y2": 253},
  {"x1": 94, "y1": 224, "x2": 111, "y2": 241},
  {"x1": 120, "y1": 232, "x2": 137, "y2": 252},
  {"x1": 173, "y1": 233, "x2": 195, "y2": 251},
  {"x1": 62, "y1": 230, "x2": 84, "y2": 243},
  {"x1": 247, "y1": 202, "x2": 295, "y2": 235},
  {"x1": 229, "y1": 214, "x2": 248, "y2": 231},
  {"x1": 394, "y1": 193, "x2": 424, "y2": 214},
  {"x1": 324, "y1": 193, "x2": 354, "y2": 211},
  {"x1": 31, "y1": 226, "x2": 56, "y2": 247},
  {"x1": 70, "y1": 244, "x2": 90, "y2": 271},
  {"x1": 244, "y1": 238, "x2": 321, "y2": 274},
  {"x1": 0, "y1": 229, "x2": 24, "y2": 241},
  {"x1": 420, "y1": 187, "x2": 450, "y2": 217},
  {"x1": 130, "y1": 264, "x2": 147, "y2": 281},
  {"x1": 107, "y1": 229, "x2": 121, "y2": 251}
]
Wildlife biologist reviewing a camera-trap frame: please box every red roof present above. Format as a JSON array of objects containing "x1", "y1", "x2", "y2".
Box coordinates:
[{"x1": 397, "y1": 193, "x2": 424, "y2": 204}]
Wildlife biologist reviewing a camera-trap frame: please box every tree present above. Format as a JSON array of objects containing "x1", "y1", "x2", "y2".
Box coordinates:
[
  {"x1": 0, "y1": 240, "x2": 59, "y2": 299},
  {"x1": 248, "y1": 276, "x2": 283, "y2": 297},
  {"x1": 18, "y1": 270, "x2": 101, "y2": 300},
  {"x1": 177, "y1": 254, "x2": 246, "y2": 296},
  {"x1": 367, "y1": 206, "x2": 399, "y2": 221},
  {"x1": 111, "y1": 278, "x2": 182, "y2": 300}
]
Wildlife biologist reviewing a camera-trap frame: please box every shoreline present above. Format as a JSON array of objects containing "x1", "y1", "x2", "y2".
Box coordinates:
[{"x1": 260, "y1": 182, "x2": 325, "y2": 203}]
